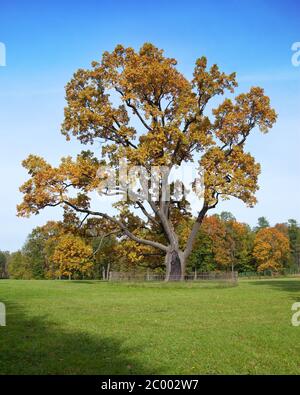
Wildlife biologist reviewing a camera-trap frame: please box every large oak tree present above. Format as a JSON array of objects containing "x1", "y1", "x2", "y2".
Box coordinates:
[{"x1": 18, "y1": 43, "x2": 277, "y2": 280}]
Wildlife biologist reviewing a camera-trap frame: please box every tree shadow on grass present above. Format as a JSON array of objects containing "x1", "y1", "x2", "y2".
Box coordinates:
[
  {"x1": 0, "y1": 302, "x2": 157, "y2": 375},
  {"x1": 249, "y1": 279, "x2": 300, "y2": 301}
]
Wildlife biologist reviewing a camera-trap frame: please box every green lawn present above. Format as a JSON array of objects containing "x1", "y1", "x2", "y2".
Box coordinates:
[{"x1": 0, "y1": 278, "x2": 299, "y2": 374}]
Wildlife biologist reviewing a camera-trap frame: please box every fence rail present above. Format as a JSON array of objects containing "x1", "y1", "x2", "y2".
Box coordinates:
[
  {"x1": 238, "y1": 267, "x2": 300, "y2": 279},
  {"x1": 109, "y1": 271, "x2": 238, "y2": 283}
]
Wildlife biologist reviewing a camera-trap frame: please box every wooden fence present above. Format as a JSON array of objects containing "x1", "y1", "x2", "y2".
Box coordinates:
[
  {"x1": 238, "y1": 267, "x2": 300, "y2": 279},
  {"x1": 109, "y1": 270, "x2": 238, "y2": 283}
]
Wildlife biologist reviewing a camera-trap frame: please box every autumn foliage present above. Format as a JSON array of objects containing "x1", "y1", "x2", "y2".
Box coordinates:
[
  {"x1": 51, "y1": 234, "x2": 93, "y2": 278},
  {"x1": 253, "y1": 228, "x2": 290, "y2": 272},
  {"x1": 17, "y1": 43, "x2": 277, "y2": 280}
]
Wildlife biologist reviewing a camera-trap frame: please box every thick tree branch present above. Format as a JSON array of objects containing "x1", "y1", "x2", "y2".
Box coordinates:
[
  {"x1": 183, "y1": 202, "x2": 209, "y2": 259},
  {"x1": 115, "y1": 88, "x2": 152, "y2": 131},
  {"x1": 135, "y1": 201, "x2": 159, "y2": 226},
  {"x1": 62, "y1": 200, "x2": 168, "y2": 252},
  {"x1": 93, "y1": 230, "x2": 121, "y2": 256}
]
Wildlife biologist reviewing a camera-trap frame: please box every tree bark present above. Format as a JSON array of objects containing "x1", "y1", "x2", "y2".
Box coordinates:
[
  {"x1": 165, "y1": 249, "x2": 185, "y2": 281},
  {"x1": 184, "y1": 204, "x2": 208, "y2": 261},
  {"x1": 106, "y1": 262, "x2": 110, "y2": 281}
]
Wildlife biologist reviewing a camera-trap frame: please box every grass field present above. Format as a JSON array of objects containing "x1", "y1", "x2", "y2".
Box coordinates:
[{"x1": 0, "y1": 278, "x2": 299, "y2": 375}]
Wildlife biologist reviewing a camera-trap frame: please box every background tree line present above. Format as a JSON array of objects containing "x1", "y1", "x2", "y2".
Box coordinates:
[{"x1": 1, "y1": 213, "x2": 300, "y2": 280}]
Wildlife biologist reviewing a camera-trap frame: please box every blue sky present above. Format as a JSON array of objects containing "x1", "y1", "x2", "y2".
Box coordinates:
[{"x1": 0, "y1": 0, "x2": 299, "y2": 251}]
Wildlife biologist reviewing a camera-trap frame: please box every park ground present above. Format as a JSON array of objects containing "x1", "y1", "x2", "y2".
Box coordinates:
[{"x1": 0, "y1": 278, "x2": 299, "y2": 374}]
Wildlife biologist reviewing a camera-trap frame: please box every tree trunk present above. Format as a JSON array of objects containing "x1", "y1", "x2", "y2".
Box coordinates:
[
  {"x1": 165, "y1": 249, "x2": 185, "y2": 281},
  {"x1": 106, "y1": 263, "x2": 110, "y2": 280}
]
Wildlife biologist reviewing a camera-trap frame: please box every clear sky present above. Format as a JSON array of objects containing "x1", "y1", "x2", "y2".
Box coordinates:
[{"x1": 0, "y1": 0, "x2": 299, "y2": 251}]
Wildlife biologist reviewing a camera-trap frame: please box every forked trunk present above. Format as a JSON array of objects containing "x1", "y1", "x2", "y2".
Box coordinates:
[{"x1": 165, "y1": 249, "x2": 185, "y2": 281}]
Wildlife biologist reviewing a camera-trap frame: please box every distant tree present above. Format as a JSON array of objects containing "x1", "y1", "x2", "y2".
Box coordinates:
[
  {"x1": 253, "y1": 227, "x2": 290, "y2": 273},
  {"x1": 20, "y1": 221, "x2": 67, "y2": 279},
  {"x1": 254, "y1": 216, "x2": 270, "y2": 231},
  {"x1": 92, "y1": 234, "x2": 119, "y2": 279},
  {"x1": 52, "y1": 234, "x2": 94, "y2": 279},
  {"x1": 0, "y1": 251, "x2": 8, "y2": 278},
  {"x1": 187, "y1": 227, "x2": 215, "y2": 272},
  {"x1": 115, "y1": 237, "x2": 164, "y2": 273},
  {"x1": 203, "y1": 215, "x2": 231, "y2": 269},
  {"x1": 187, "y1": 214, "x2": 254, "y2": 273},
  {"x1": 224, "y1": 220, "x2": 254, "y2": 272},
  {"x1": 274, "y1": 223, "x2": 289, "y2": 236},
  {"x1": 287, "y1": 219, "x2": 300, "y2": 269},
  {"x1": 208, "y1": 215, "x2": 253, "y2": 271},
  {"x1": 219, "y1": 211, "x2": 236, "y2": 222},
  {"x1": 22, "y1": 230, "x2": 47, "y2": 279},
  {"x1": 7, "y1": 251, "x2": 32, "y2": 279}
]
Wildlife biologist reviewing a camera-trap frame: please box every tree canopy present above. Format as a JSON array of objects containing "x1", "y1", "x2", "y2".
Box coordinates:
[{"x1": 17, "y1": 43, "x2": 277, "y2": 280}]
